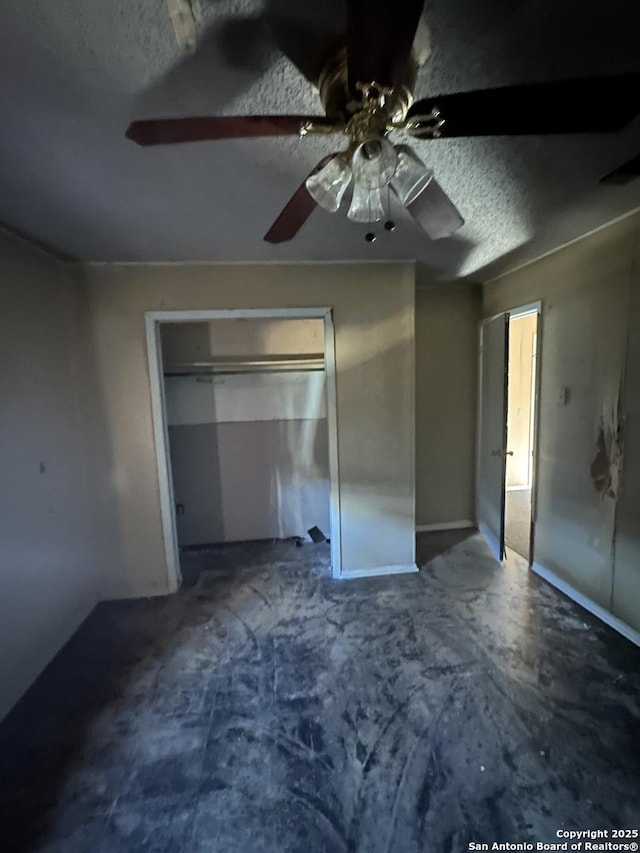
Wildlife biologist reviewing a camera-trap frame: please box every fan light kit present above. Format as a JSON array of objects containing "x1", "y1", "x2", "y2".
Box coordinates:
[
  {"x1": 304, "y1": 88, "x2": 437, "y2": 227},
  {"x1": 125, "y1": 0, "x2": 640, "y2": 245}
]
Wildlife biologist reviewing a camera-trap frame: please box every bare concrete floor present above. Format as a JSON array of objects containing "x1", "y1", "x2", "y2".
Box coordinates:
[{"x1": 1, "y1": 531, "x2": 639, "y2": 852}]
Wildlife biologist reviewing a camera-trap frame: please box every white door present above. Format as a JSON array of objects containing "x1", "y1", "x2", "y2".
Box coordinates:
[{"x1": 477, "y1": 314, "x2": 509, "y2": 560}]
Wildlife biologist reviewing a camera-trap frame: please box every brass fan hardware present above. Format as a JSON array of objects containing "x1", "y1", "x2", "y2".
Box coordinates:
[
  {"x1": 298, "y1": 120, "x2": 345, "y2": 138},
  {"x1": 303, "y1": 48, "x2": 417, "y2": 146},
  {"x1": 318, "y1": 47, "x2": 416, "y2": 123},
  {"x1": 402, "y1": 107, "x2": 447, "y2": 139}
]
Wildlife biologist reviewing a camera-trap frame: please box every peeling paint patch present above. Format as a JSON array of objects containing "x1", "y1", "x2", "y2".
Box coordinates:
[
  {"x1": 590, "y1": 386, "x2": 624, "y2": 499},
  {"x1": 167, "y1": 0, "x2": 200, "y2": 53}
]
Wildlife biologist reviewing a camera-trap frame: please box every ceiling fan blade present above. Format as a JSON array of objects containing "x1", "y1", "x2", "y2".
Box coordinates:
[
  {"x1": 407, "y1": 179, "x2": 464, "y2": 240},
  {"x1": 264, "y1": 156, "x2": 334, "y2": 244},
  {"x1": 600, "y1": 152, "x2": 640, "y2": 185},
  {"x1": 407, "y1": 74, "x2": 640, "y2": 137},
  {"x1": 346, "y1": 0, "x2": 424, "y2": 92},
  {"x1": 126, "y1": 115, "x2": 337, "y2": 146}
]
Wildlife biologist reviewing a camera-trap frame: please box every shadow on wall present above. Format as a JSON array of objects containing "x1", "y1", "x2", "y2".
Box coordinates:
[
  {"x1": 270, "y1": 416, "x2": 330, "y2": 539},
  {"x1": 77, "y1": 270, "x2": 130, "y2": 599},
  {"x1": 171, "y1": 416, "x2": 331, "y2": 544},
  {"x1": 78, "y1": 282, "x2": 125, "y2": 587},
  {"x1": 169, "y1": 420, "x2": 226, "y2": 544},
  {"x1": 168, "y1": 368, "x2": 225, "y2": 546}
]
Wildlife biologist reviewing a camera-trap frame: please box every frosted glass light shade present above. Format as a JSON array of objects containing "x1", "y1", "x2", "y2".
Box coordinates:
[
  {"x1": 347, "y1": 183, "x2": 385, "y2": 223},
  {"x1": 351, "y1": 137, "x2": 398, "y2": 189},
  {"x1": 305, "y1": 155, "x2": 352, "y2": 212},
  {"x1": 390, "y1": 144, "x2": 433, "y2": 206}
]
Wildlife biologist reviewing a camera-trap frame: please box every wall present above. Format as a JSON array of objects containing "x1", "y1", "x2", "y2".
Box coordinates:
[
  {"x1": 613, "y1": 223, "x2": 640, "y2": 632},
  {"x1": 506, "y1": 313, "x2": 537, "y2": 488},
  {"x1": 165, "y1": 373, "x2": 330, "y2": 545},
  {"x1": 483, "y1": 212, "x2": 640, "y2": 636},
  {"x1": 162, "y1": 319, "x2": 330, "y2": 545},
  {"x1": 0, "y1": 230, "x2": 116, "y2": 721},
  {"x1": 161, "y1": 318, "x2": 324, "y2": 363},
  {"x1": 415, "y1": 286, "x2": 481, "y2": 527},
  {"x1": 169, "y1": 416, "x2": 330, "y2": 544},
  {"x1": 85, "y1": 262, "x2": 415, "y2": 592}
]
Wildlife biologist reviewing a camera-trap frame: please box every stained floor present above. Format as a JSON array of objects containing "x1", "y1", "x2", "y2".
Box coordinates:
[{"x1": 1, "y1": 532, "x2": 639, "y2": 852}]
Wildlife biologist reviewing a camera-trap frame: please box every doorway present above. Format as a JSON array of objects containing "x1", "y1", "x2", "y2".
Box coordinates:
[
  {"x1": 504, "y1": 309, "x2": 538, "y2": 560},
  {"x1": 476, "y1": 302, "x2": 541, "y2": 564},
  {"x1": 145, "y1": 308, "x2": 342, "y2": 590}
]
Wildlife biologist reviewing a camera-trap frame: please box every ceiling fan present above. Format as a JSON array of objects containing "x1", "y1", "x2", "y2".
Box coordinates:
[{"x1": 126, "y1": 0, "x2": 640, "y2": 244}]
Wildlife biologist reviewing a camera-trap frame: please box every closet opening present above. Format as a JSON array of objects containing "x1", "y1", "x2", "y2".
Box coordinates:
[{"x1": 145, "y1": 308, "x2": 341, "y2": 589}]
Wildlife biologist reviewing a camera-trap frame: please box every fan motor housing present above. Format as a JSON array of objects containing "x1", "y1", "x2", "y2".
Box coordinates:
[{"x1": 318, "y1": 48, "x2": 416, "y2": 122}]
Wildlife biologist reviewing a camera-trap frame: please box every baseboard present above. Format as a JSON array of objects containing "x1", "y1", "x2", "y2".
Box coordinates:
[
  {"x1": 416, "y1": 520, "x2": 475, "y2": 533},
  {"x1": 101, "y1": 582, "x2": 173, "y2": 601},
  {"x1": 340, "y1": 563, "x2": 419, "y2": 580},
  {"x1": 532, "y1": 562, "x2": 640, "y2": 648}
]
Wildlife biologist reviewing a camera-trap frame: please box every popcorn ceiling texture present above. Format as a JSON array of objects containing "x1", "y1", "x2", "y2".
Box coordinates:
[{"x1": 1, "y1": 0, "x2": 640, "y2": 279}]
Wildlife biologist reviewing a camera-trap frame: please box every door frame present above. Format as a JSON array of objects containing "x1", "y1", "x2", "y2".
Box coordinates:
[
  {"x1": 476, "y1": 300, "x2": 542, "y2": 564},
  {"x1": 475, "y1": 313, "x2": 510, "y2": 560},
  {"x1": 508, "y1": 302, "x2": 542, "y2": 564},
  {"x1": 145, "y1": 307, "x2": 342, "y2": 590}
]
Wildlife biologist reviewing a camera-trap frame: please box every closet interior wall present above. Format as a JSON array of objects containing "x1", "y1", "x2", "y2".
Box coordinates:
[{"x1": 161, "y1": 319, "x2": 330, "y2": 546}]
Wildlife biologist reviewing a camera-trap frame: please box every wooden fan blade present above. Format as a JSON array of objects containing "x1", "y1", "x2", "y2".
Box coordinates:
[
  {"x1": 346, "y1": 0, "x2": 424, "y2": 93},
  {"x1": 407, "y1": 179, "x2": 464, "y2": 240},
  {"x1": 264, "y1": 156, "x2": 334, "y2": 244},
  {"x1": 126, "y1": 115, "x2": 337, "y2": 146},
  {"x1": 407, "y1": 74, "x2": 640, "y2": 138}
]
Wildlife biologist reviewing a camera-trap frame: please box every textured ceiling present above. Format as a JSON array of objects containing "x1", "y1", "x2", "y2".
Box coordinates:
[{"x1": 2, "y1": 0, "x2": 640, "y2": 281}]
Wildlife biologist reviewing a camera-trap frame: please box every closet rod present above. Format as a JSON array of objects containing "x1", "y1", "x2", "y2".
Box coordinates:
[
  {"x1": 165, "y1": 367, "x2": 325, "y2": 377},
  {"x1": 164, "y1": 357, "x2": 326, "y2": 377}
]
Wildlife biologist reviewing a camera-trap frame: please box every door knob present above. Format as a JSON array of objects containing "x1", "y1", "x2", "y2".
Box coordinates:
[{"x1": 491, "y1": 449, "x2": 514, "y2": 457}]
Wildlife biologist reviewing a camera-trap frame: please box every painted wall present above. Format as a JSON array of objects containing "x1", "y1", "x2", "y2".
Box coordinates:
[
  {"x1": 0, "y1": 230, "x2": 116, "y2": 721},
  {"x1": 613, "y1": 223, "x2": 640, "y2": 633},
  {"x1": 161, "y1": 318, "x2": 324, "y2": 363},
  {"x1": 165, "y1": 372, "x2": 330, "y2": 544},
  {"x1": 163, "y1": 365, "x2": 327, "y2": 426},
  {"x1": 415, "y1": 286, "x2": 481, "y2": 527},
  {"x1": 162, "y1": 319, "x2": 330, "y2": 545},
  {"x1": 169, "y1": 419, "x2": 330, "y2": 544},
  {"x1": 483, "y1": 212, "x2": 640, "y2": 634},
  {"x1": 85, "y1": 262, "x2": 415, "y2": 592},
  {"x1": 506, "y1": 313, "x2": 537, "y2": 488}
]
